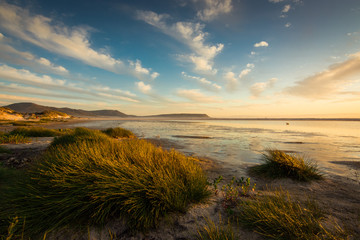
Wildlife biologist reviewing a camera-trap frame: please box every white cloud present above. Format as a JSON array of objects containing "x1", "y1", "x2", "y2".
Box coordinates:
[
  {"x1": 0, "y1": 2, "x2": 157, "y2": 80},
  {"x1": 285, "y1": 22, "x2": 292, "y2": 28},
  {"x1": 239, "y1": 68, "x2": 252, "y2": 78},
  {"x1": 225, "y1": 71, "x2": 238, "y2": 92},
  {"x1": 176, "y1": 88, "x2": 221, "y2": 103},
  {"x1": 0, "y1": 64, "x2": 139, "y2": 103},
  {"x1": 196, "y1": 0, "x2": 233, "y2": 21},
  {"x1": 269, "y1": 0, "x2": 284, "y2": 3},
  {"x1": 285, "y1": 52, "x2": 360, "y2": 98},
  {"x1": 246, "y1": 63, "x2": 255, "y2": 68},
  {"x1": 182, "y1": 71, "x2": 221, "y2": 91},
  {"x1": 254, "y1": 41, "x2": 269, "y2": 47},
  {"x1": 250, "y1": 78, "x2": 277, "y2": 97},
  {"x1": 151, "y1": 72, "x2": 160, "y2": 80},
  {"x1": 136, "y1": 81, "x2": 152, "y2": 94},
  {"x1": 250, "y1": 51, "x2": 256, "y2": 56},
  {"x1": 137, "y1": 10, "x2": 223, "y2": 74},
  {"x1": 282, "y1": 4, "x2": 291, "y2": 13}
]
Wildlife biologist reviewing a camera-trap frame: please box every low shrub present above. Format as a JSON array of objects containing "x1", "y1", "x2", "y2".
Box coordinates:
[
  {"x1": 102, "y1": 127, "x2": 135, "y2": 139},
  {"x1": 234, "y1": 189, "x2": 346, "y2": 240},
  {"x1": 2, "y1": 128, "x2": 210, "y2": 236},
  {"x1": 249, "y1": 149, "x2": 323, "y2": 181}
]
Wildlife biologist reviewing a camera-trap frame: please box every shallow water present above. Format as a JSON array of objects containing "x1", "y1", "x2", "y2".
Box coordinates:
[{"x1": 70, "y1": 119, "x2": 360, "y2": 180}]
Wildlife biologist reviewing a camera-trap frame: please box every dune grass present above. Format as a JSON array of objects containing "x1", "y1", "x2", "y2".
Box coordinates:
[
  {"x1": 9, "y1": 127, "x2": 72, "y2": 137},
  {"x1": 0, "y1": 134, "x2": 30, "y2": 144},
  {"x1": 234, "y1": 189, "x2": 346, "y2": 240},
  {"x1": 0, "y1": 127, "x2": 210, "y2": 237},
  {"x1": 249, "y1": 149, "x2": 323, "y2": 181},
  {"x1": 102, "y1": 127, "x2": 135, "y2": 138},
  {"x1": 196, "y1": 216, "x2": 236, "y2": 240}
]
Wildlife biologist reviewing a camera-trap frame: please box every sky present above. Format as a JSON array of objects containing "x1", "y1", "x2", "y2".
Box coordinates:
[{"x1": 0, "y1": 0, "x2": 359, "y2": 118}]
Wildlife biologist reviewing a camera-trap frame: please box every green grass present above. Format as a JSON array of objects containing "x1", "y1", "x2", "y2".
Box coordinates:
[
  {"x1": 196, "y1": 216, "x2": 235, "y2": 240},
  {"x1": 9, "y1": 127, "x2": 72, "y2": 137},
  {"x1": 102, "y1": 127, "x2": 135, "y2": 138},
  {"x1": 234, "y1": 189, "x2": 346, "y2": 240},
  {"x1": 249, "y1": 149, "x2": 323, "y2": 181},
  {"x1": 1, "y1": 127, "x2": 210, "y2": 237}
]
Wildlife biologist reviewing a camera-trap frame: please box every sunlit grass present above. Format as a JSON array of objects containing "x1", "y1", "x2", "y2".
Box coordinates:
[
  {"x1": 234, "y1": 189, "x2": 346, "y2": 240},
  {"x1": 250, "y1": 149, "x2": 323, "y2": 181},
  {"x1": 0, "y1": 134, "x2": 30, "y2": 144},
  {"x1": 0, "y1": 127, "x2": 210, "y2": 237},
  {"x1": 102, "y1": 127, "x2": 135, "y2": 138},
  {"x1": 196, "y1": 215, "x2": 235, "y2": 240}
]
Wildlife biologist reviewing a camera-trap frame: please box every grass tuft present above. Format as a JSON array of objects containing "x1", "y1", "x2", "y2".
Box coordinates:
[
  {"x1": 102, "y1": 127, "x2": 135, "y2": 139},
  {"x1": 1, "y1": 128, "x2": 210, "y2": 236},
  {"x1": 250, "y1": 149, "x2": 323, "y2": 181},
  {"x1": 0, "y1": 134, "x2": 30, "y2": 144},
  {"x1": 196, "y1": 215, "x2": 235, "y2": 240},
  {"x1": 234, "y1": 189, "x2": 347, "y2": 240}
]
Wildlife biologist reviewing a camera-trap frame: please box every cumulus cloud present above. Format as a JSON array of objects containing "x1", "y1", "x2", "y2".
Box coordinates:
[
  {"x1": 176, "y1": 88, "x2": 221, "y2": 103},
  {"x1": 136, "y1": 81, "x2": 152, "y2": 94},
  {"x1": 0, "y1": 2, "x2": 157, "y2": 80},
  {"x1": 254, "y1": 41, "x2": 269, "y2": 47},
  {"x1": 182, "y1": 71, "x2": 221, "y2": 91},
  {"x1": 285, "y1": 52, "x2": 360, "y2": 98},
  {"x1": 282, "y1": 4, "x2": 291, "y2": 13},
  {"x1": 195, "y1": 0, "x2": 233, "y2": 21},
  {"x1": 285, "y1": 22, "x2": 292, "y2": 28},
  {"x1": 250, "y1": 78, "x2": 277, "y2": 97},
  {"x1": 137, "y1": 10, "x2": 223, "y2": 74}
]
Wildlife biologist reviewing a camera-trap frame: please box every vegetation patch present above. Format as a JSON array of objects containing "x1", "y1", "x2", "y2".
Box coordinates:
[
  {"x1": 102, "y1": 127, "x2": 135, "y2": 139},
  {"x1": 196, "y1": 216, "x2": 235, "y2": 240},
  {"x1": 249, "y1": 149, "x2": 323, "y2": 181},
  {"x1": 9, "y1": 127, "x2": 72, "y2": 138},
  {"x1": 1, "y1": 128, "x2": 210, "y2": 237},
  {"x1": 0, "y1": 134, "x2": 30, "y2": 144},
  {"x1": 234, "y1": 189, "x2": 346, "y2": 240}
]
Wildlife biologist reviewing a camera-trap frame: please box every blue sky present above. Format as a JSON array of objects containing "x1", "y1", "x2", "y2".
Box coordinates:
[{"x1": 0, "y1": 0, "x2": 359, "y2": 117}]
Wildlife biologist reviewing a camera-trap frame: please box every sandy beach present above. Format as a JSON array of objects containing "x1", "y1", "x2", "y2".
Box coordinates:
[{"x1": 0, "y1": 118, "x2": 359, "y2": 239}]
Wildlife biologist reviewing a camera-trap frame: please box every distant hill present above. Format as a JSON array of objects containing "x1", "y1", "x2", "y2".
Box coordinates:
[
  {"x1": 144, "y1": 113, "x2": 210, "y2": 119},
  {"x1": 4, "y1": 102, "x2": 210, "y2": 119},
  {"x1": 5, "y1": 103, "x2": 128, "y2": 117}
]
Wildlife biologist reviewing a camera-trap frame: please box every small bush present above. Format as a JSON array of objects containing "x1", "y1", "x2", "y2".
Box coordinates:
[
  {"x1": 2, "y1": 128, "x2": 210, "y2": 236},
  {"x1": 234, "y1": 189, "x2": 346, "y2": 240},
  {"x1": 9, "y1": 127, "x2": 70, "y2": 137},
  {"x1": 102, "y1": 127, "x2": 135, "y2": 139},
  {"x1": 250, "y1": 149, "x2": 322, "y2": 181},
  {"x1": 197, "y1": 216, "x2": 235, "y2": 240}
]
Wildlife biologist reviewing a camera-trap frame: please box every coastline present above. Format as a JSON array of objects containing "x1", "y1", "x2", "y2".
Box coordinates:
[{"x1": 1, "y1": 119, "x2": 359, "y2": 239}]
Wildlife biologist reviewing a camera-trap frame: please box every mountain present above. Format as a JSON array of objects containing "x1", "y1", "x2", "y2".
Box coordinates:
[{"x1": 5, "y1": 103, "x2": 128, "y2": 117}]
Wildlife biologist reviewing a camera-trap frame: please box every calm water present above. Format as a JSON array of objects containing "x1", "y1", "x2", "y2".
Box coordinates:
[{"x1": 70, "y1": 119, "x2": 360, "y2": 180}]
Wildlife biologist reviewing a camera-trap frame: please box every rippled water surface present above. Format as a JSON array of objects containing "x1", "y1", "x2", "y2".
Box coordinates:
[{"x1": 70, "y1": 120, "x2": 360, "y2": 179}]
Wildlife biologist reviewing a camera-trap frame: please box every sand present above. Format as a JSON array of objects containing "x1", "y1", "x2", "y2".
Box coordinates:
[{"x1": 1, "y1": 119, "x2": 359, "y2": 239}]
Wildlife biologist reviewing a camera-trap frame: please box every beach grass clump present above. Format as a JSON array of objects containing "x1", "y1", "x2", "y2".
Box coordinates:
[
  {"x1": 9, "y1": 127, "x2": 71, "y2": 137},
  {"x1": 0, "y1": 134, "x2": 30, "y2": 144},
  {"x1": 2, "y1": 128, "x2": 210, "y2": 236},
  {"x1": 234, "y1": 189, "x2": 346, "y2": 240},
  {"x1": 102, "y1": 127, "x2": 135, "y2": 139},
  {"x1": 196, "y1": 216, "x2": 235, "y2": 240},
  {"x1": 250, "y1": 149, "x2": 322, "y2": 181}
]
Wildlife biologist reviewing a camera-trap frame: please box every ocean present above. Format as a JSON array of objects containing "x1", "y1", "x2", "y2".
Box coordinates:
[{"x1": 70, "y1": 119, "x2": 360, "y2": 181}]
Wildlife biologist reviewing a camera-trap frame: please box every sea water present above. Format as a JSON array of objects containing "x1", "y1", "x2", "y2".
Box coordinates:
[{"x1": 70, "y1": 119, "x2": 360, "y2": 180}]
